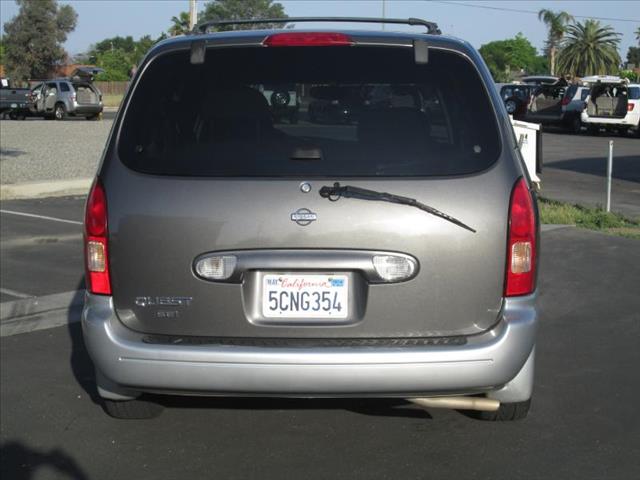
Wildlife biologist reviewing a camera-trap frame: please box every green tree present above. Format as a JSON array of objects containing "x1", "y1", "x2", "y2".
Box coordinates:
[
  {"x1": 556, "y1": 20, "x2": 621, "y2": 77},
  {"x1": 2, "y1": 0, "x2": 77, "y2": 81},
  {"x1": 87, "y1": 35, "x2": 162, "y2": 80},
  {"x1": 199, "y1": 0, "x2": 287, "y2": 31},
  {"x1": 169, "y1": 11, "x2": 191, "y2": 36},
  {"x1": 627, "y1": 47, "x2": 640, "y2": 67},
  {"x1": 94, "y1": 49, "x2": 131, "y2": 81},
  {"x1": 537, "y1": 9, "x2": 574, "y2": 76},
  {"x1": 479, "y1": 34, "x2": 547, "y2": 82},
  {"x1": 636, "y1": 26, "x2": 640, "y2": 44},
  {"x1": 0, "y1": 38, "x2": 6, "y2": 65}
]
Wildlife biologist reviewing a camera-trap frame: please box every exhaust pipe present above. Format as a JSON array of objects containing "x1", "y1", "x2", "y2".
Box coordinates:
[{"x1": 408, "y1": 396, "x2": 500, "y2": 412}]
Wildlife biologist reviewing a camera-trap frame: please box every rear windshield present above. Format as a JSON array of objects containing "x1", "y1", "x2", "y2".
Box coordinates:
[{"x1": 119, "y1": 46, "x2": 501, "y2": 177}]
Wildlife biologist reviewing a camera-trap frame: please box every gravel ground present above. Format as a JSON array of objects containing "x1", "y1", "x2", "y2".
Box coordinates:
[{"x1": 0, "y1": 119, "x2": 113, "y2": 184}]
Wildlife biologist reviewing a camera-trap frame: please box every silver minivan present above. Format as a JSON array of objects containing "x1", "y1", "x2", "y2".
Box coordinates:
[{"x1": 82, "y1": 18, "x2": 539, "y2": 421}]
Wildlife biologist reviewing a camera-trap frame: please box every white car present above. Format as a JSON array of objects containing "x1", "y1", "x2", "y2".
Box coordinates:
[{"x1": 581, "y1": 76, "x2": 640, "y2": 136}]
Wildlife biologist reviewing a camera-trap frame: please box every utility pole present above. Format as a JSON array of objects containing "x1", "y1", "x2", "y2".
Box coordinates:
[{"x1": 189, "y1": 0, "x2": 198, "y2": 30}]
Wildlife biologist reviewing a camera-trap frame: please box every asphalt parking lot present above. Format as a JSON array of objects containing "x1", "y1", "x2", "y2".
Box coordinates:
[{"x1": 1, "y1": 196, "x2": 639, "y2": 479}]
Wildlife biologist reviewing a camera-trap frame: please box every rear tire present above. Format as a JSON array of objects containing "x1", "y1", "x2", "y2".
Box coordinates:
[
  {"x1": 54, "y1": 103, "x2": 66, "y2": 120},
  {"x1": 569, "y1": 115, "x2": 582, "y2": 134},
  {"x1": 470, "y1": 399, "x2": 531, "y2": 421},
  {"x1": 102, "y1": 398, "x2": 164, "y2": 419}
]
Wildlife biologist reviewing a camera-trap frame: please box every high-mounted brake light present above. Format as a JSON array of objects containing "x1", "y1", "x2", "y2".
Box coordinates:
[
  {"x1": 263, "y1": 32, "x2": 354, "y2": 47},
  {"x1": 505, "y1": 178, "x2": 537, "y2": 297},
  {"x1": 84, "y1": 180, "x2": 111, "y2": 295}
]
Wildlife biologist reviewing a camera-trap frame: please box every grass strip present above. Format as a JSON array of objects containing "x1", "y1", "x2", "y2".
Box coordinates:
[{"x1": 539, "y1": 197, "x2": 640, "y2": 239}]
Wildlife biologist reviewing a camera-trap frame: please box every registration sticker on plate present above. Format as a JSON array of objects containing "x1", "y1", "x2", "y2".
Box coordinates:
[{"x1": 262, "y1": 274, "x2": 348, "y2": 318}]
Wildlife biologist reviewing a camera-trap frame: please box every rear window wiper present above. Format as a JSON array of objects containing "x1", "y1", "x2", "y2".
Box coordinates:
[{"x1": 319, "y1": 182, "x2": 476, "y2": 233}]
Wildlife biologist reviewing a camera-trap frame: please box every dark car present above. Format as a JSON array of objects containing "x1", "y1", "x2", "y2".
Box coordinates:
[
  {"x1": 499, "y1": 84, "x2": 533, "y2": 116},
  {"x1": 81, "y1": 17, "x2": 539, "y2": 422},
  {"x1": 0, "y1": 78, "x2": 32, "y2": 119}
]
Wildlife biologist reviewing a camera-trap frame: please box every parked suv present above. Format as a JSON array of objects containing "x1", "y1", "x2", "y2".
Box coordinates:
[
  {"x1": 31, "y1": 68, "x2": 103, "y2": 120},
  {"x1": 581, "y1": 76, "x2": 640, "y2": 136},
  {"x1": 82, "y1": 18, "x2": 539, "y2": 421}
]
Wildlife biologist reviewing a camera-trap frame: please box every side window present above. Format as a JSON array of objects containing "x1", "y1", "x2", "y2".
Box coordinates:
[
  {"x1": 60, "y1": 82, "x2": 70, "y2": 92},
  {"x1": 580, "y1": 89, "x2": 590, "y2": 101},
  {"x1": 46, "y1": 82, "x2": 58, "y2": 94}
]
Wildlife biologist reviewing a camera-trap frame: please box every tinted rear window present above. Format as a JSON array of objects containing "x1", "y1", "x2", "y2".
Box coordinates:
[{"x1": 119, "y1": 46, "x2": 501, "y2": 177}]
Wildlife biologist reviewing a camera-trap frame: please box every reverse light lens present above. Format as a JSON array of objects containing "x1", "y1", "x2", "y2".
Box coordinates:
[
  {"x1": 87, "y1": 241, "x2": 106, "y2": 272},
  {"x1": 195, "y1": 255, "x2": 237, "y2": 280},
  {"x1": 264, "y1": 32, "x2": 354, "y2": 47},
  {"x1": 373, "y1": 255, "x2": 416, "y2": 282},
  {"x1": 511, "y1": 241, "x2": 532, "y2": 274}
]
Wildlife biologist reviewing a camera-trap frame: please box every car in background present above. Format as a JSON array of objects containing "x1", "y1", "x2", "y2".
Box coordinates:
[
  {"x1": 510, "y1": 79, "x2": 588, "y2": 133},
  {"x1": 581, "y1": 76, "x2": 640, "y2": 137},
  {"x1": 30, "y1": 68, "x2": 104, "y2": 120},
  {"x1": 0, "y1": 78, "x2": 32, "y2": 120}
]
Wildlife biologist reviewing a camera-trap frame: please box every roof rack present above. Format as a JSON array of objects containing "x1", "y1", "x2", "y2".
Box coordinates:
[{"x1": 194, "y1": 17, "x2": 441, "y2": 35}]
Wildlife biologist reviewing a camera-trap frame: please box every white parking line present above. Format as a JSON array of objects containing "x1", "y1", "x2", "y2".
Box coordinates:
[
  {"x1": 0, "y1": 209, "x2": 83, "y2": 225},
  {"x1": 0, "y1": 287, "x2": 32, "y2": 299}
]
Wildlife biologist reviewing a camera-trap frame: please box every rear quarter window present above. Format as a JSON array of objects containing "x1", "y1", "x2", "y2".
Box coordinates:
[
  {"x1": 119, "y1": 45, "x2": 502, "y2": 177},
  {"x1": 629, "y1": 87, "x2": 640, "y2": 100}
]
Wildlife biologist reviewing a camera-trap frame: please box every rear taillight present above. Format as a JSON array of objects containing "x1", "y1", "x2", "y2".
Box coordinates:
[
  {"x1": 263, "y1": 32, "x2": 354, "y2": 47},
  {"x1": 628, "y1": 103, "x2": 635, "y2": 112},
  {"x1": 505, "y1": 178, "x2": 537, "y2": 297},
  {"x1": 84, "y1": 180, "x2": 111, "y2": 295},
  {"x1": 561, "y1": 96, "x2": 570, "y2": 106}
]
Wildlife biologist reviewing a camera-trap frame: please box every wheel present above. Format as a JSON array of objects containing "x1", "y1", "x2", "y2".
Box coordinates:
[
  {"x1": 102, "y1": 398, "x2": 164, "y2": 419},
  {"x1": 8, "y1": 111, "x2": 18, "y2": 120},
  {"x1": 54, "y1": 103, "x2": 66, "y2": 120},
  {"x1": 569, "y1": 115, "x2": 582, "y2": 134},
  {"x1": 469, "y1": 399, "x2": 531, "y2": 421},
  {"x1": 505, "y1": 99, "x2": 517, "y2": 115}
]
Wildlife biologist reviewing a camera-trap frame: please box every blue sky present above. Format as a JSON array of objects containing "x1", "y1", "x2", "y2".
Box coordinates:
[{"x1": 1, "y1": 0, "x2": 638, "y2": 58}]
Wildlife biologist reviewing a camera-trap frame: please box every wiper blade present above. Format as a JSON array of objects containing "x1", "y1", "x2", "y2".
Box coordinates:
[{"x1": 319, "y1": 182, "x2": 476, "y2": 233}]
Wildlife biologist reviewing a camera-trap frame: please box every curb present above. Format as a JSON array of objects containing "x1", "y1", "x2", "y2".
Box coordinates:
[
  {"x1": 0, "y1": 178, "x2": 92, "y2": 200},
  {"x1": 1, "y1": 290, "x2": 84, "y2": 337}
]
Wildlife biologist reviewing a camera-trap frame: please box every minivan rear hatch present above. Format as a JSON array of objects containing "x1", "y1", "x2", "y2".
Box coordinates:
[{"x1": 104, "y1": 34, "x2": 514, "y2": 339}]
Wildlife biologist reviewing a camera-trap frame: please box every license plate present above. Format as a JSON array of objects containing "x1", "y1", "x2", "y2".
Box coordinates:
[{"x1": 262, "y1": 274, "x2": 348, "y2": 318}]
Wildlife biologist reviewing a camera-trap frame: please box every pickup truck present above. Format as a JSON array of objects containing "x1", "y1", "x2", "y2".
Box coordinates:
[{"x1": 0, "y1": 78, "x2": 32, "y2": 119}]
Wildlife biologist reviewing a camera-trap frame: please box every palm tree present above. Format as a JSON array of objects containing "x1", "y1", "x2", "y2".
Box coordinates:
[
  {"x1": 169, "y1": 11, "x2": 191, "y2": 36},
  {"x1": 636, "y1": 26, "x2": 640, "y2": 45},
  {"x1": 556, "y1": 20, "x2": 621, "y2": 77},
  {"x1": 538, "y1": 9, "x2": 574, "y2": 75}
]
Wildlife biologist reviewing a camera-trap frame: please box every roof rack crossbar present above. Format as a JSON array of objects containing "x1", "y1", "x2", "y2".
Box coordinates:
[{"x1": 194, "y1": 17, "x2": 441, "y2": 35}]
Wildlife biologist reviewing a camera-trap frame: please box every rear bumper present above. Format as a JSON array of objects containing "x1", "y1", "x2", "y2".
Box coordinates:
[
  {"x1": 581, "y1": 112, "x2": 640, "y2": 127},
  {"x1": 82, "y1": 293, "x2": 537, "y2": 397},
  {"x1": 71, "y1": 103, "x2": 103, "y2": 115}
]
